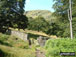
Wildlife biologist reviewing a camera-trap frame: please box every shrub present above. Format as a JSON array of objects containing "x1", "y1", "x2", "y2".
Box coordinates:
[
  {"x1": 0, "y1": 33, "x2": 9, "y2": 41},
  {"x1": 45, "y1": 38, "x2": 76, "y2": 57},
  {"x1": 0, "y1": 34, "x2": 10, "y2": 46}
]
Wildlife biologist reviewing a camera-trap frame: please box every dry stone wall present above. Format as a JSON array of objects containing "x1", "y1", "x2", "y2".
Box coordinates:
[
  {"x1": 6, "y1": 29, "x2": 49, "y2": 46},
  {"x1": 7, "y1": 30, "x2": 28, "y2": 41}
]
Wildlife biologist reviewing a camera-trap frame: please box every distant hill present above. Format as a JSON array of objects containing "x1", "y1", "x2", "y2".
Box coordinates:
[{"x1": 24, "y1": 10, "x2": 54, "y2": 20}]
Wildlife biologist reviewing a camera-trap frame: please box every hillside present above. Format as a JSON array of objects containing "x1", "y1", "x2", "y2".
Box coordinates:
[
  {"x1": 24, "y1": 10, "x2": 55, "y2": 20},
  {"x1": 0, "y1": 33, "x2": 36, "y2": 57}
]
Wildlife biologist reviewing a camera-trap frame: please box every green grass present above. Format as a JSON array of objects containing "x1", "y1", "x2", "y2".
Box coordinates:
[
  {"x1": 0, "y1": 33, "x2": 36, "y2": 57},
  {"x1": 0, "y1": 33, "x2": 29, "y2": 49},
  {"x1": 0, "y1": 44, "x2": 36, "y2": 57}
]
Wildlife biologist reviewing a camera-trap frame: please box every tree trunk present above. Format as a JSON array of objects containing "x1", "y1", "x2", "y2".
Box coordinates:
[{"x1": 69, "y1": 0, "x2": 73, "y2": 39}]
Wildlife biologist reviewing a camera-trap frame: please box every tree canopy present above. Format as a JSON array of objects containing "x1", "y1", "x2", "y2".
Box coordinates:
[
  {"x1": 27, "y1": 16, "x2": 49, "y2": 33},
  {"x1": 0, "y1": 0, "x2": 28, "y2": 32},
  {"x1": 52, "y1": 0, "x2": 76, "y2": 37}
]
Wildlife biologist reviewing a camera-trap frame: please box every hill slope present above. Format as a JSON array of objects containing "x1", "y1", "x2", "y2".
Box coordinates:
[{"x1": 24, "y1": 10, "x2": 53, "y2": 20}]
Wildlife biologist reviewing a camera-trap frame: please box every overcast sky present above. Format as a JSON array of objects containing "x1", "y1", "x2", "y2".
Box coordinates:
[{"x1": 24, "y1": 0, "x2": 54, "y2": 12}]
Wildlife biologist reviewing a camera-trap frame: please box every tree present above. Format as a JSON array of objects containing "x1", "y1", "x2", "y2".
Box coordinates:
[
  {"x1": 68, "y1": 0, "x2": 73, "y2": 39},
  {"x1": 52, "y1": 0, "x2": 76, "y2": 37},
  {"x1": 28, "y1": 16, "x2": 49, "y2": 32},
  {"x1": 0, "y1": 0, "x2": 28, "y2": 32}
]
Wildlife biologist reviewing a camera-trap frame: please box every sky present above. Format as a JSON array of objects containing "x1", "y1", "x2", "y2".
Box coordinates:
[{"x1": 25, "y1": 0, "x2": 54, "y2": 12}]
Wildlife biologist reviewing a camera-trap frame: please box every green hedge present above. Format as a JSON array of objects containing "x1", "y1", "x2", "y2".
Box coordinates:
[{"x1": 45, "y1": 38, "x2": 76, "y2": 57}]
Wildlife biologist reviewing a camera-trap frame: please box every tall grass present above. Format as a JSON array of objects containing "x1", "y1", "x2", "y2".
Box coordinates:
[
  {"x1": 0, "y1": 33, "x2": 36, "y2": 57},
  {"x1": 0, "y1": 45, "x2": 36, "y2": 57},
  {"x1": 0, "y1": 33, "x2": 29, "y2": 49}
]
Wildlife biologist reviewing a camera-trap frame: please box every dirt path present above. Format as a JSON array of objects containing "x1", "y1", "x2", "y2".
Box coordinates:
[{"x1": 36, "y1": 49, "x2": 46, "y2": 57}]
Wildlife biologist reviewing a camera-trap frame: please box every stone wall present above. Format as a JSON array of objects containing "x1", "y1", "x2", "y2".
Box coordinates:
[
  {"x1": 7, "y1": 30, "x2": 28, "y2": 41},
  {"x1": 37, "y1": 36, "x2": 49, "y2": 46},
  {"x1": 6, "y1": 29, "x2": 49, "y2": 46}
]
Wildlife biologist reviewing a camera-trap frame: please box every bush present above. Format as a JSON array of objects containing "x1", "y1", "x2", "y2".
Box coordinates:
[
  {"x1": 0, "y1": 33, "x2": 9, "y2": 41},
  {"x1": 45, "y1": 38, "x2": 76, "y2": 57},
  {"x1": 0, "y1": 33, "x2": 10, "y2": 46}
]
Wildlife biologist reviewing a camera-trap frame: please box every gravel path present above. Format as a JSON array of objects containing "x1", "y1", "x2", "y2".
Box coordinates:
[{"x1": 36, "y1": 49, "x2": 46, "y2": 57}]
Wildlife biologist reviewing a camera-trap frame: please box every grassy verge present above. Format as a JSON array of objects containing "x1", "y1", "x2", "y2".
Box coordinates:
[
  {"x1": 0, "y1": 44, "x2": 36, "y2": 57},
  {"x1": 0, "y1": 33, "x2": 36, "y2": 57}
]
